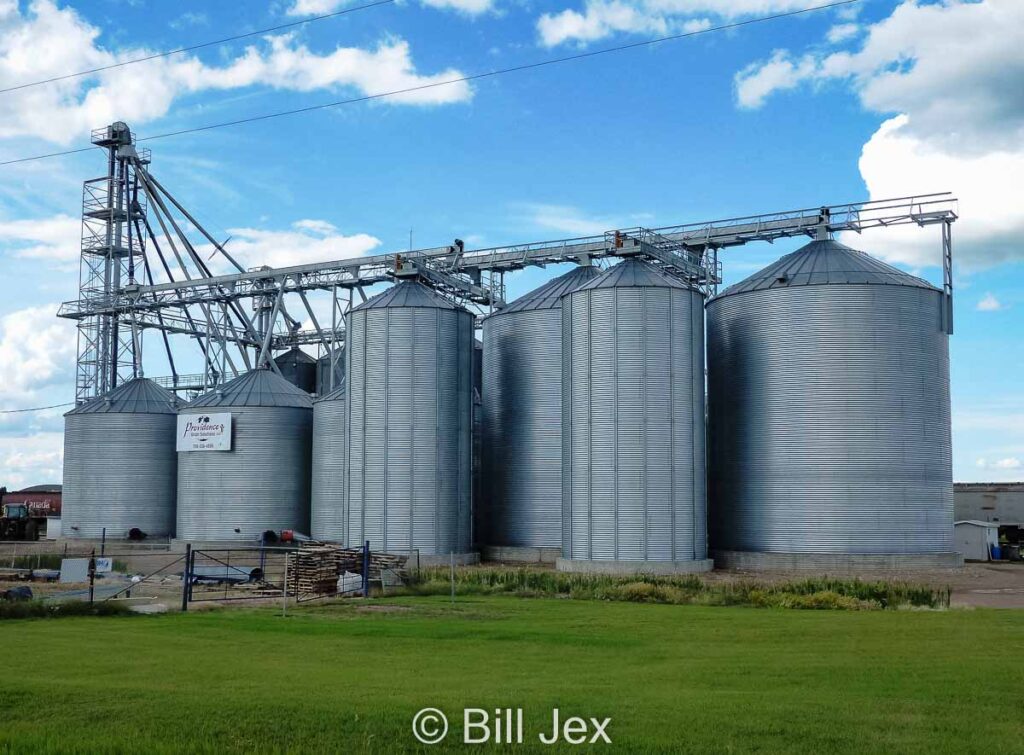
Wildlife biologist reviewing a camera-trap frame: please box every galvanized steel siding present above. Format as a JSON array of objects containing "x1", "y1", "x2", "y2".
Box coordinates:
[
  {"x1": 177, "y1": 406, "x2": 312, "y2": 540},
  {"x1": 62, "y1": 413, "x2": 177, "y2": 538},
  {"x1": 707, "y1": 284, "x2": 953, "y2": 554},
  {"x1": 482, "y1": 309, "x2": 563, "y2": 547},
  {"x1": 345, "y1": 306, "x2": 473, "y2": 555},
  {"x1": 311, "y1": 395, "x2": 346, "y2": 542},
  {"x1": 562, "y1": 285, "x2": 707, "y2": 561}
]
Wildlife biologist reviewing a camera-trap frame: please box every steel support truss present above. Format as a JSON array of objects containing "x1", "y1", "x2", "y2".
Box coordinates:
[{"x1": 60, "y1": 126, "x2": 959, "y2": 399}]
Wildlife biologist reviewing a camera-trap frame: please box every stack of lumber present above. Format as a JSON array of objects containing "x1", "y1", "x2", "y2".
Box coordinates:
[{"x1": 288, "y1": 545, "x2": 339, "y2": 596}]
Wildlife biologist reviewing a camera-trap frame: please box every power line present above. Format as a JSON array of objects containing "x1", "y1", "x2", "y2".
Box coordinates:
[
  {"x1": 0, "y1": 402, "x2": 74, "y2": 414},
  {"x1": 0, "y1": 0, "x2": 397, "y2": 96},
  {"x1": 0, "y1": 0, "x2": 860, "y2": 168}
]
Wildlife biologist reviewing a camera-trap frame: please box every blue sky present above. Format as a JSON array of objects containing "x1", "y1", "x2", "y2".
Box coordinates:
[{"x1": 0, "y1": 0, "x2": 1021, "y2": 487}]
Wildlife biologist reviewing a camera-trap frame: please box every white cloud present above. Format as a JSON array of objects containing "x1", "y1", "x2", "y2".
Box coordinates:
[
  {"x1": 0, "y1": 431, "x2": 64, "y2": 488},
  {"x1": 537, "y1": 0, "x2": 807, "y2": 47},
  {"x1": 524, "y1": 203, "x2": 617, "y2": 236},
  {"x1": 976, "y1": 457, "x2": 1022, "y2": 470},
  {"x1": 217, "y1": 219, "x2": 381, "y2": 270},
  {"x1": 0, "y1": 304, "x2": 77, "y2": 405},
  {"x1": 0, "y1": 214, "x2": 80, "y2": 265},
  {"x1": 825, "y1": 23, "x2": 859, "y2": 43},
  {"x1": 287, "y1": 0, "x2": 493, "y2": 15},
  {"x1": 0, "y1": 2, "x2": 472, "y2": 146},
  {"x1": 734, "y1": 0, "x2": 1024, "y2": 268},
  {"x1": 977, "y1": 293, "x2": 1002, "y2": 311}
]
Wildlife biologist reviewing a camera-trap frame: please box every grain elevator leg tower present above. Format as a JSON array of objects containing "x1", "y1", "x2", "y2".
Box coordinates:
[{"x1": 74, "y1": 123, "x2": 150, "y2": 404}]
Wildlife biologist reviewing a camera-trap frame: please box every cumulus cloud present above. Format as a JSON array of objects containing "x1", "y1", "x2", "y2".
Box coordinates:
[
  {"x1": 537, "y1": 0, "x2": 806, "y2": 47},
  {"x1": 0, "y1": 1, "x2": 472, "y2": 146},
  {"x1": 0, "y1": 214, "x2": 80, "y2": 266},
  {"x1": 287, "y1": 0, "x2": 493, "y2": 15},
  {"x1": 0, "y1": 432, "x2": 64, "y2": 488},
  {"x1": 734, "y1": 0, "x2": 1024, "y2": 268},
  {"x1": 216, "y1": 219, "x2": 381, "y2": 271},
  {"x1": 825, "y1": 22, "x2": 859, "y2": 43},
  {"x1": 977, "y1": 293, "x2": 1002, "y2": 311},
  {"x1": 0, "y1": 304, "x2": 77, "y2": 406}
]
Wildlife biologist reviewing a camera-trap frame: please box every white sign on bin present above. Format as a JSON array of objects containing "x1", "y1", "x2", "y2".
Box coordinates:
[{"x1": 177, "y1": 412, "x2": 232, "y2": 451}]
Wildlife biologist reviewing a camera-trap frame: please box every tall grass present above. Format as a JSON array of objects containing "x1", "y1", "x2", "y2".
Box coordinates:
[{"x1": 403, "y1": 567, "x2": 949, "y2": 610}]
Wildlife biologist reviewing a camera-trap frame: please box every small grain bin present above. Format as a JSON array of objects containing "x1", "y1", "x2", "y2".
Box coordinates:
[
  {"x1": 176, "y1": 368, "x2": 313, "y2": 541},
  {"x1": 273, "y1": 347, "x2": 316, "y2": 394},
  {"x1": 62, "y1": 378, "x2": 178, "y2": 539},
  {"x1": 707, "y1": 238, "x2": 958, "y2": 568},
  {"x1": 310, "y1": 380, "x2": 346, "y2": 542},
  {"x1": 345, "y1": 281, "x2": 474, "y2": 560},
  {"x1": 480, "y1": 265, "x2": 600, "y2": 556},
  {"x1": 560, "y1": 258, "x2": 711, "y2": 574}
]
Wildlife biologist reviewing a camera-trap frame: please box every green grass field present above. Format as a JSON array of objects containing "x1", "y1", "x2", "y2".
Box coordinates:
[{"x1": 1, "y1": 596, "x2": 1021, "y2": 753}]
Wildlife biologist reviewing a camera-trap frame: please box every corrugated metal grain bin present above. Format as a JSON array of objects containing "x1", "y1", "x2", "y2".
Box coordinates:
[
  {"x1": 176, "y1": 369, "x2": 313, "y2": 541},
  {"x1": 273, "y1": 347, "x2": 316, "y2": 394},
  {"x1": 310, "y1": 380, "x2": 346, "y2": 542},
  {"x1": 560, "y1": 258, "x2": 711, "y2": 573},
  {"x1": 345, "y1": 281, "x2": 474, "y2": 556},
  {"x1": 707, "y1": 238, "x2": 955, "y2": 560},
  {"x1": 481, "y1": 265, "x2": 600, "y2": 549},
  {"x1": 316, "y1": 346, "x2": 345, "y2": 396},
  {"x1": 62, "y1": 378, "x2": 178, "y2": 539}
]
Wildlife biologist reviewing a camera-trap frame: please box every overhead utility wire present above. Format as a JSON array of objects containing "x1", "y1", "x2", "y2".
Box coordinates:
[
  {"x1": 0, "y1": 402, "x2": 74, "y2": 414},
  {"x1": 0, "y1": 0, "x2": 860, "y2": 167},
  {"x1": 0, "y1": 0, "x2": 397, "y2": 96}
]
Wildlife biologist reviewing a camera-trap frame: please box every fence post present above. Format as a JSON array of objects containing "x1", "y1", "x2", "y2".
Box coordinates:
[
  {"x1": 450, "y1": 551, "x2": 455, "y2": 605},
  {"x1": 101, "y1": 528, "x2": 106, "y2": 557},
  {"x1": 181, "y1": 544, "x2": 192, "y2": 613},
  {"x1": 282, "y1": 552, "x2": 289, "y2": 618},
  {"x1": 362, "y1": 541, "x2": 370, "y2": 598},
  {"x1": 88, "y1": 549, "x2": 96, "y2": 604}
]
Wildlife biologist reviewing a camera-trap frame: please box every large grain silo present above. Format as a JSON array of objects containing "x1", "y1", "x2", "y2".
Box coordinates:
[
  {"x1": 176, "y1": 368, "x2": 313, "y2": 542},
  {"x1": 310, "y1": 380, "x2": 346, "y2": 542},
  {"x1": 481, "y1": 265, "x2": 600, "y2": 560},
  {"x1": 345, "y1": 281, "x2": 474, "y2": 561},
  {"x1": 560, "y1": 258, "x2": 712, "y2": 574},
  {"x1": 707, "y1": 238, "x2": 958, "y2": 568},
  {"x1": 62, "y1": 378, "x2": 178, "y2": 539}
]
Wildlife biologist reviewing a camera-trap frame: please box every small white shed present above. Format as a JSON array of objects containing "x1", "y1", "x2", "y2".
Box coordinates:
[{"x1": 954, "y1": 520, "x2": 999, "y2": 561}]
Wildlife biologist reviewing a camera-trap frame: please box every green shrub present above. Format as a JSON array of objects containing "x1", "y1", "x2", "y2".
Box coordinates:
[
  {"x1": 0, "y1": 600, "x2": 136, "y2": 621},
  {"x1": 406, "y1": 567, "x2": 948, "y2": 611}
]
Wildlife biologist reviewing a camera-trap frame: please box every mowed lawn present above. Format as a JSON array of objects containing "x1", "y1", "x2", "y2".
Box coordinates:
[{"x1": 1, "y1": 597, "x2": 1022, "y2": 753}]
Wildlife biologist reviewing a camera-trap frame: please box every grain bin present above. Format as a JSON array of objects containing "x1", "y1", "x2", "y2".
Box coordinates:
[
  {"x1": 481, "y1": 265, "x2": 600, "y2": 558},
  {"x1": 560, "y1": 258, "x2": 711, "y2": 574},
  {"x1": 62, "y1": 378, "x2": 178, "y2": 539},
  {"x1": 707, "y1": 238, "x2": 958, "y2": 568},
  {"x1": 176, "y1": 368, "x2": 313, "y2": 542},
  {"x1": 273, "y1": 347, "x2": 316, "y2": 393},
  {"x1": 310, "y1": 380, "x2": 346, "y2": 542},
  {"x1": 316, "y1": 346, "x2": 345, "y2": 396},
  {"x1": 345, "y1": 281, "x2": 474, "y2": 560}
]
